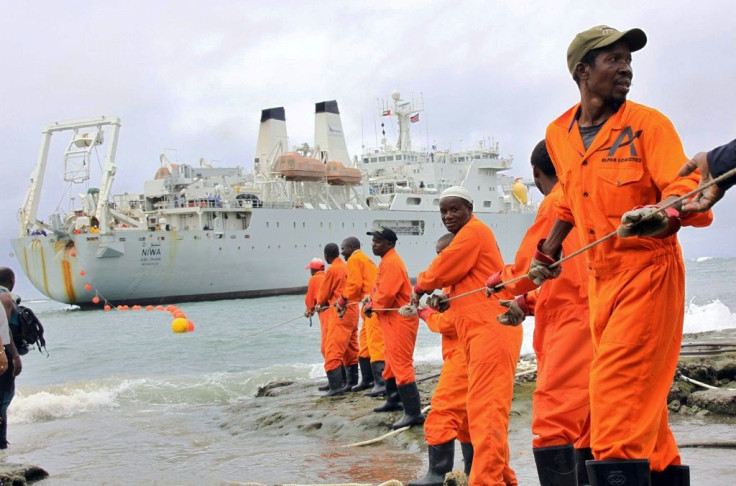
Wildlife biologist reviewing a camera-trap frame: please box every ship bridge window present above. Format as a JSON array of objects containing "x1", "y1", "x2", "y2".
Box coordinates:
[
  {"x1": 379, "y1": 156, "x2": 387, "y2": 162},
  {"x1": 407, "y1": 197, "x2": 421, "y2": 205},
  {"x1": 387, "y1": 156, "x2": 394, "y2": 161},
  {"x1": 483, "y1": 201, "x2": 492, "y2": 208}
]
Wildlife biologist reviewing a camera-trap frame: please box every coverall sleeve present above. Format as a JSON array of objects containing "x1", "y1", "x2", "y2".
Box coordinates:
[
  {"x1": 417, "y1": 225, "x2": 482, "y2": 291},
  {"x1": 644, "y1": 119, "x2": 713, "y2": 228},
  {"x1": 343, "y1": 258, "x2": 362, "y2": 301},
  {"x1": 500, "y1": 199, "x2": 556, "y2": 296},
  {"x1": 371, "y1": 259, "x2": 406, "y2": 308},
  {"x1": 305, "y1": 278, "x2": 317, "y2": 312},
  {"x1": 545, "y1": 136, "x2": 576, "y2": 225},
  {"x1": 422, "y1": 310, "x2": 457, "y2": 338},
  {"x1": 524, "y1": 289, "x2": 540, "y2": 316}
]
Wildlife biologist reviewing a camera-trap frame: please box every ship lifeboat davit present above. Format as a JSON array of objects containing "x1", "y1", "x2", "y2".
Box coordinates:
[
  {"x1": 512, "y1": 178, "x2": 528, "y2": 204},
  {"x1": 273, "y1": 152, "x2": 326, "y2": 181},
  {"x1": 325, "y1": 161, "x2": 362, "y2": 186}
]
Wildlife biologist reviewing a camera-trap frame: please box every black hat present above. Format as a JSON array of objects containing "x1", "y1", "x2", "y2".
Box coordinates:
[{"x1": 366, "y1": 227, "x2": 398, "y2": 243}]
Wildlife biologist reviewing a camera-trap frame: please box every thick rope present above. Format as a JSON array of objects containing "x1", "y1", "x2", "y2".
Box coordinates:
[{"x1": 680, "y1": 374, "x2": 736, "y2": 391}]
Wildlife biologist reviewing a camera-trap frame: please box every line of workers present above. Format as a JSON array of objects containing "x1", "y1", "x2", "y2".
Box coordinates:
[{"x1": 303, "y1": 22, "x2": 716, "y2": 486}]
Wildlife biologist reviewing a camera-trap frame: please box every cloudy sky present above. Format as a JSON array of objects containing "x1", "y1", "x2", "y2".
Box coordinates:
[{"x1": 1, "y1": 0, "x2": 734, "y2": 297}]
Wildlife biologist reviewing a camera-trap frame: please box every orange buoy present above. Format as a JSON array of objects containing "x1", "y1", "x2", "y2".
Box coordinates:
[
  {"x1": 70, "y1": 251, "x2": 77, "y2": 257},
  {"x1": 80, "y1": 270, "x2": 86, "y2": 276},
  {"x1": 132, "y1": 305, "x2": 142, "y2": 311},
  {"x1": 173, "y1": 311, "x2": 186, "y2": 319},
  {"x1": 92, "y1": 296, "x2": 100, "y2": 304},
  {"x1": 145, "y1": 305, "x2": 154, "y2": 311},
  {"x1": 84, "y1": 284, "x2": 92, "y2": 291},
  {"x1": 104, "y1": 304, "x2": 111, "y2": 311},
  {"x1": 186, "y1": 320, "x2": 195, "y2": 332},
  {"x1": 155, "y1": 305, "x2": 165, "y2": 311}
]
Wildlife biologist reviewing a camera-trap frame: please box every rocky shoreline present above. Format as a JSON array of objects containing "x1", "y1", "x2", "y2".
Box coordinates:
[{"x1": 4, "y1": 330, "x2": 734, "y2": 485}]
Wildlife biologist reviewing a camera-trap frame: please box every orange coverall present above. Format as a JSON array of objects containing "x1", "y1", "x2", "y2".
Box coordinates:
[
  {"x1": 304, "y1": 270, "x2": 328, "y2": 357},
  {"x1": 344, "y1": 249, "x2": 385, "y2": 362},
  {"x1": 417, "y1": 215, "x2": 522, "y2": 486},
  {"x1": 370, "y1": 247, "x2": 419, "y2": 385},
  {"x1": 500, "y1": 184, "x2": 592, "y2": 449},
  {"x1": 421, "y1": 301, "x2": 470, "y2": 446},
  {"x1": 316, "y1": 258, "x2": 359, "y2": 373},
  {"x1": 546, "y1": 100, "x2": 713, "y2": 471}
]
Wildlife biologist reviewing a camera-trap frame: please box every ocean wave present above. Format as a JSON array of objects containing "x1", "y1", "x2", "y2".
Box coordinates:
[
  {"x1": 12, "y1": 363, "x2": 323, "y2": 424},
  {"x1": 684, "y1": 299, "x2": 736, "y2": 333},
  {"x1": 694, "y1": 256, "x2": 714, "y2": 262}
]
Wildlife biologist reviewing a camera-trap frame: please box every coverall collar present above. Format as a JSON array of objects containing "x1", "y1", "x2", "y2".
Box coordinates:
[{"x1": 561, "y1": 101, "x2": 630, "y2": 158}]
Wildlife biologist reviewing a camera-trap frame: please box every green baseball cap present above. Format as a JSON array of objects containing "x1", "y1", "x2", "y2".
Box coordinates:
[{"x1": 567, "y1": 25, "x2": 647, "y2": 74}]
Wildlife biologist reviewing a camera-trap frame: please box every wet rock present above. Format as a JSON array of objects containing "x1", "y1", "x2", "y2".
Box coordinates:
[
  {"x1": 256, "y1": 380, "x2": 294, "y2": 397},
  {"x1": 668, "y1": 399, "x2": 681, "y2": 412},
  {"x1": 687, "y1": 389, "x2": 736, "y2": 415},
  {"x1": 0, "y1": 463, "x2": 48, "y2": 485},
  {"x1": 444, "y1": 469, "x2": 469, "y2": 486}
]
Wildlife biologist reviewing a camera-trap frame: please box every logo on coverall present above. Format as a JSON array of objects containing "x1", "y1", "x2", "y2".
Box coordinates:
[
  {"x1": 606, "y1": 470, "x2": 627, "y2": 485},
  {"x1": 597, "y1": 126, "x2": 643, "y2": 162}
]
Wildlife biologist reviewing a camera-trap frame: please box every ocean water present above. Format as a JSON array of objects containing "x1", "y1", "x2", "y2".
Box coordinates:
[{"x1": 5, "y1": 257, "x2": 736, "y2": 485}]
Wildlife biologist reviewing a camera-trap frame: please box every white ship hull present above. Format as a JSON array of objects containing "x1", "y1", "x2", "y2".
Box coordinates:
[{"x1": 12, "y1": 207, "x2": 534, "y2": 307}]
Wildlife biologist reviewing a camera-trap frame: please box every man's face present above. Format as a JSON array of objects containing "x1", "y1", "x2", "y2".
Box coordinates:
[
  {"x1": 439, "y1": 197, "x2": 473, "y2": 234},
  {"x1": 585, "y1": 41, "x2": 633, "y2": 105},
  {"x1": 371, "y1": 237, "x2": 392, "y2": 257},
  {"x1": 340, "y1": 241, "x2": 354, "y2": 261}
]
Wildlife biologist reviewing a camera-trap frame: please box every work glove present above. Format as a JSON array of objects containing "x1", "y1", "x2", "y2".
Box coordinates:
[
  {"x1": 617, "y1": 205, "x2": 681, "y2": 239},
  {"x1": 360, "y1": 295, "x2": 371, "y2": 305},
  {"x1": 485, "y1": 271, "x2": 503, "y2": 297},
  {"x1": 410, "y1": 284, "x2": 426, "y2": 306},
  {"x1": 314, "y1": 304, "x2": 327, "y2": 314},
  {"x1": 398, "y1": 304, "x2": 417, "y2": 317},
  {"x1": 304, "y1": 310, "x2": 314, "y2": 318},
  {"x1": 528, "y1": 239, "x2": 562, "y2": 286},
  {"x1": 497, "y1": 295, "x2": 529, "y2": 326},
  {"x1": 417, "y1": 305, "x2": 438, "y2": 322},
  {"x1": 335, "y1": 296, "x2": 348, "y2": 319},
  {"x1": 426, "y1": 293, "x2": 451, "y2": 312},
  {"x1": 363, "y1": 300, "x2": 374, "y2": 318}
]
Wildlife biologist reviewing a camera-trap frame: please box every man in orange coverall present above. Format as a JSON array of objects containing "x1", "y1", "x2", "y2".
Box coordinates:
[
  {"x1": 486, "y1": 140, "x2": 593, "y2": 486},
  {"x1": 529, "y1": 26, "x2": 713, "y2": 486},
  {"x1": 408, "y1": 233, "x2": 474, "y2": 486},
  {"x1": 316, "y1": 243, "x2": 359, "y2": 397},
  {"x1": 413, "y1": 186, "x2": 522, "y2": 486},
  {"x1": 335, "y1": 237, "x2": 386, "y2": 394},
  {"x1": 363, "y1": 227, "x2": 423, "y2": 429},
  {"x1": 304, "y1": 257, "x2": 329, "y2": 391}
]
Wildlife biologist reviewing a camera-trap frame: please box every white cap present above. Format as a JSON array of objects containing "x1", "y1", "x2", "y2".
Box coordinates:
[{"x1": 439, "y1": 186, "x2": 473, "y2": 204}]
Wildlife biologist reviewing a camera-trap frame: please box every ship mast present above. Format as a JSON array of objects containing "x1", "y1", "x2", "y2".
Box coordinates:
[{"x1": 390, "y1": 91, "x2": 423, "y2": 152}]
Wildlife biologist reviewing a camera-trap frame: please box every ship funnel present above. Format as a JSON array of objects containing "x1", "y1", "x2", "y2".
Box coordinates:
[
  {"x1": 314, "y1": 100, "x2": 351, "y2": 166},
  {"x1": 255, "y1": 107, "x2": 288, "y2": 174}
]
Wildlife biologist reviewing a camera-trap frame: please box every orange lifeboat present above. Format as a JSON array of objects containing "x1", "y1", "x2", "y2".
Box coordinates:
[
  {"x1": 325, "y1": 161, "x2": 362, "y2": 186},
  {"x1": 273, "y1": 152, "x2": 326, "y2": 181}
]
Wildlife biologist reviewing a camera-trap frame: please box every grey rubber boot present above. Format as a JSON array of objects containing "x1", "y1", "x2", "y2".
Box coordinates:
[
  {"x1": 460, "y1": 441, "x2": 474, "y2": 476},
  {"x1": 392, "y1": 381, "x2": 425, "y2": 429},
  {"x1": 533, "y1": 443, "x2": 577, "y2": 485},
  {"x1": 351, "y1": 357, "x2": 374, "y2": 392},
  {"x1": 575, "y1": 448, "x2": 594, "y2": 485},
  {"x1": 587, "y1": 459, "x2": 650, "y2": 486},
  {"x1": 373, "y1": 377, "x2": 402, "y2": 412},
  {"x1": 650, "y1": 465, "x2": 689, "y2": 486},
  {"x1": 365, "y1": 360, "x2": 386, "y2": 397},
  {"x1": 322, "y1": 367, "x2": 346, "y2": 397},
  {"x1": 407, "y1": 440, "x2": 454, "y2": 486}
]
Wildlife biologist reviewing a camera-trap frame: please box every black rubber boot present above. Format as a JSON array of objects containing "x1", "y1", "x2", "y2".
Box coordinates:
[
  {"x1": 317, "y1": 382, "x2": 330, "y2": 391},
  {"x1": 407, "y1": 440, "x2": 454, "y2": 486},
  {"x1": 460, "y1": 441, "x2": 473, "y2": 476},
  {"x1": 392, "y1": 381, "x2": 425, "y2": 429},
  {"x1": 533, "y1": 443, "x2": 577, "y2": 485},
  {"x1": 351, "y1": 357, "x2": 374, "y2": 392},
  {"x1": 587, "y1": 459, "x2": 650, "y2": 486},
  {"x1": 575, "y1": 448, "x2": 594, "y2": 486},
  {"x1": 322, "y1": 367, "x2": 346, "y2": 397},
  {"x1": 340, "y1": 364, "x2": 359, "y2": 393},
  {"x1": 365, "y1": 361, "x2": 387, "y2": 397},
  {"x1": 373, "y1": 377, "x2": 403, "y2": 412},
  {"x1": 650, "y1": 465, "x2": 689, "y2": 486}
]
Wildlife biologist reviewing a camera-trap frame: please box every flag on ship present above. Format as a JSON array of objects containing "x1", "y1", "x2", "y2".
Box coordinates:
[
  {"x1": 410, "y1": 113, "x2": 419, "y2": 123},
  {"x1": 382, "y1": 109, "x2": 391, "y2": 116}
]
